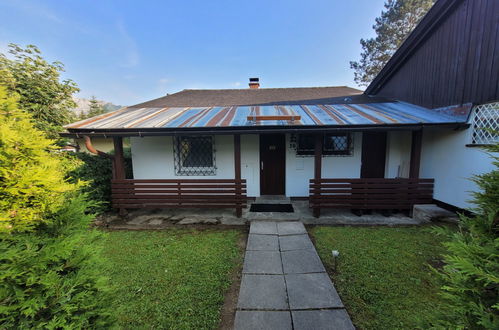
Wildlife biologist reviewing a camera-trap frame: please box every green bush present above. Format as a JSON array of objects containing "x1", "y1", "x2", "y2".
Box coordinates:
[
  {"x1": 0, "y1": 194, "x2": 113, "y2": 328},
  {"x1": 0, "y1": 85, "x2": 113, "y2": 328},
  {"x1": 0, "y1": 87, "x2": 74, "y2": 233},
  {"x1": 64, "y1": 148, "x2": 133, "y2": 214},
  {"x1": 432, "y1": 140, "x2": 499, "y2": 329}
]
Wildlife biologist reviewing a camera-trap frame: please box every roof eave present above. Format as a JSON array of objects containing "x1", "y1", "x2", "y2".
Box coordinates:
[{"x1": 61, "y1": 122, "x2": 469, "y2": 138}]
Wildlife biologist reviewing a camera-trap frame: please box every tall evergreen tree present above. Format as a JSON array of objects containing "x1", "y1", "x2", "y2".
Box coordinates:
[
  {"x1": 81, "y1": 96, "x2": 106, "y2": 119},
  {"x1": 350, "y1": 0, "x2": 435, "y2": 86}
]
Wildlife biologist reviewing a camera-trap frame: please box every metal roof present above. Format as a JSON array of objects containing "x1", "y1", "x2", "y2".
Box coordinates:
[{"x1": 65, "y1": 101, "x2": 468, "y2": 131}]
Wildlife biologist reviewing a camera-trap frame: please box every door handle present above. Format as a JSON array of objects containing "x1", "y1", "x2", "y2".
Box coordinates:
[{"x1": 261, "y1": 161, "x2": 263, "y2": 171}]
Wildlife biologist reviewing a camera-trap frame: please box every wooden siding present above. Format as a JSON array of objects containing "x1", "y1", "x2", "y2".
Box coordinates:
[{"x1": 370, "y1": 0, "x2": 499, "y2": 109}]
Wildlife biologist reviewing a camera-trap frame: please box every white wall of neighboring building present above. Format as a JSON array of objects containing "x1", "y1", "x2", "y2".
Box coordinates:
[
  {"x1": 420, "y1": 127, "x2": 495, "y2": 209},
  {"x1": 284, "y1": 133, "x2": 363, "y2": 197}
]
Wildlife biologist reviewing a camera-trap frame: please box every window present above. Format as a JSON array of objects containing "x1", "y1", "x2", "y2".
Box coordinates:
[
  {"x1": 295, "y1": 133, "x2": 353, "y2": 156},
  {"x1": 470, "y1": 102, "x2": 499, "y2": 145},
  {"x1": 173, "y1": 136, "x2": 216, "y2": 175}
]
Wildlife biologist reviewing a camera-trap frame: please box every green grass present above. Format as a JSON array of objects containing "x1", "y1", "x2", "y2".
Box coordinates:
[
  {"x1": 102, "y1": 229, "x2": 243, "y2": 329},
  {"x1": 310, "y1": 226, "x2": 452, "y2": 329}
]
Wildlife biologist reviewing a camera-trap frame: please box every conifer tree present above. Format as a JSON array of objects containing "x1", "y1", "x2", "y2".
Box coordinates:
[{"x1": 350, "y1": 0, "x2": 434, "y2": 86}]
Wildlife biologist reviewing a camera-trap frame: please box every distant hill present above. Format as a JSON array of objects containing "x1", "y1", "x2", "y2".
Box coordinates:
[{"x1": 71, "y1": 97, "x2": 123, "y2": 117}]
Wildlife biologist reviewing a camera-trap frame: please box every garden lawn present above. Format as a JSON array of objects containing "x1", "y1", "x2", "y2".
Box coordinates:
[
  {"x1": 102, "y1": 229, "x2": 243, "y2": 329},
  {"x1": 310, "y1": 226, "x2": 452, "y2": 329}
]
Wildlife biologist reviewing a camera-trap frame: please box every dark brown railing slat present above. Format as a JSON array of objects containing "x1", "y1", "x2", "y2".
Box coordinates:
[
  {"x1": 111, "y1": 179, "x2": 247, "y2": 217},
  {"x1": 309, "y1": 178, "x2": 434, "y2": 216}
]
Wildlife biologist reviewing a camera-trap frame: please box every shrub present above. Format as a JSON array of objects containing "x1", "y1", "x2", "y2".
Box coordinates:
[
  {"x1": 64, "y1": 152, "x2": 113, "y2": 213},
  {"x1": 432, "y1": 140, "x2": 499, "y2": 329},
  {"x1": 0, "y1": 85, "x2": 113, "y2": 328},
  {"x1": 0, "y1": 86, "x2": 74, "y2": 233},
  {"x1": 63, "y1": 148, "x2": 133, "y2": 214},
  {"x1": 0, "y1": 194, "x2": 113, "y2": 328}
]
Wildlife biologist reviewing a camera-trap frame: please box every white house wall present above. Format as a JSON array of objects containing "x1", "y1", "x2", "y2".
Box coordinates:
[
  {"x1": 131, "y1": 135, "x2": 261, "y2": 197},
  {"x1": 385, "y1": 131, "x2": 411, "y2": 178},
  {"x1": 420, "y1": 127, "x2": 495, "y2": 209},
  {"x1": 131, "y1": 131, "x2": 431, "y2": 199},
  {"x1": 285, "y1": 133, "x2": 363, "y2": 197}
]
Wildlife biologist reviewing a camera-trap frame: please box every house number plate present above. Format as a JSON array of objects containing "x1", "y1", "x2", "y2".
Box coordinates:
[{"x1": 269, "y1": 145, "x2": 276, "y2": 150}]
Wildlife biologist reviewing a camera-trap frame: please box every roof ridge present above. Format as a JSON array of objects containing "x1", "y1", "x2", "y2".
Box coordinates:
[{"x1": 180, "y1": 86, "x2": 357, "y2": 92}]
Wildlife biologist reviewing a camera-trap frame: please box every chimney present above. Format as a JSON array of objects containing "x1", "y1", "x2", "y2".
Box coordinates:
[{"x1": 249, "y1": 77, "x2": 260, "y2": 89}]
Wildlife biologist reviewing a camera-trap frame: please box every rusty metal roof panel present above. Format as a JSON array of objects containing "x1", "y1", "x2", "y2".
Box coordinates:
[{"x1": 64, "y1": 101, "x2": 467, "y2": 131}]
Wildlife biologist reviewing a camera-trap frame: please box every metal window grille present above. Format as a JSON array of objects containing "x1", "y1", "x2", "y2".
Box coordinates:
[
  {"x1": 292, "y1": 133, "x2": 354, "y2": 157},
  {"x1": 173, "y1": 136, "x2": 216, "y2": 176},
  {"x1": 470, "y1": 102, "x2": 499, "y2": 145}
]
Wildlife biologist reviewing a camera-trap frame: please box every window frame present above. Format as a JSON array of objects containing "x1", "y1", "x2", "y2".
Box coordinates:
[
  {"x1": 173, "y1": 135, "x2": 216, "y2": 176},
  {"x1": 295, "y1": 133, "x2": 353, "y2": 156},
  {"x1": 468, "y1": 102, "x2": 499, "y2": 147}
]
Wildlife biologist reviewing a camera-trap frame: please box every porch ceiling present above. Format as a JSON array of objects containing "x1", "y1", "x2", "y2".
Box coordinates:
[{"x1": 64, "y1": 101, "x2": 469, "y2": 136}]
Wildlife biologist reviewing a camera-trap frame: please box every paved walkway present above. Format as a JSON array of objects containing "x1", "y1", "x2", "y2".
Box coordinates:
[{"x1": 234, "y1": 221, "x2": 354, "y2": 330}]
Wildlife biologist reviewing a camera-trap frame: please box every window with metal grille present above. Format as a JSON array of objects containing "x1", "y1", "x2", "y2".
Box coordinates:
[
  {"x1": 294, "y1": 133, "x2": 353, "y2": 156},
  {"x1": 470, "y1": 102, "x2": 499, "y2": 145},
  {"x1": 173, "y1": 136, "x2": 216, "y2": 176}
]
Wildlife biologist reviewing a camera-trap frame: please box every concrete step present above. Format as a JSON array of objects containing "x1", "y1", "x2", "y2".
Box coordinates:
[{"x1": 413, "y1": 204, "x2": 459, "y2": 223}]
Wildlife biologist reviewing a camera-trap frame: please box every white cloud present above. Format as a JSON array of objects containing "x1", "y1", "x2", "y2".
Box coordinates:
[
  {"x1": 5, "y1": 0, "x2": 62, "y2": 23},
  {"x1": 116, "y1": 19, "x2": 139, "y2": 68},
  {"x1": 232, "y1": 82, "x2": 241, "y2": 87}
]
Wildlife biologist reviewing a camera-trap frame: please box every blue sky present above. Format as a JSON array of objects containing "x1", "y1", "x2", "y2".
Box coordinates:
[{"x1": 0, "y1": 0, "x2": 385, "y2": 106}]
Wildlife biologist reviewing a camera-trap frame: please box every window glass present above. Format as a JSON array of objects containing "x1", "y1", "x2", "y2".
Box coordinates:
[{"x1": 174, "y1": 136, "x2": 216, "y2": 175}]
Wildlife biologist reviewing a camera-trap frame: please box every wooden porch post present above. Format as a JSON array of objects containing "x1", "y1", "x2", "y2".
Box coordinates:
[
  {"x1": 113, "y1": 137, "x2": 125, "y2": 180},
  {"x1": 313, "y1": 134, "x2": 323, "y2": 218},
  {"x1": 409, "y1": 130, "x2": 422, "y2": 178},
  {"x1": 113, "y1": 137, "x2": 126, "y2": 216},
  {"x1": 234, "y1": 134, "x2": 242, "y2": 218}
]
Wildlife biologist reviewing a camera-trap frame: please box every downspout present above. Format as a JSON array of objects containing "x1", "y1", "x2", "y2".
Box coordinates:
[{"x1": 83, "y1": 135, "x2": 114, "y2": 159}]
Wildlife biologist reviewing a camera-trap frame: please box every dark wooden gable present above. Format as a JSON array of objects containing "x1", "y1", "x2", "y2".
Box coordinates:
[{"x1": 366, "y1": 0, "x2": 499, "y2": 109}]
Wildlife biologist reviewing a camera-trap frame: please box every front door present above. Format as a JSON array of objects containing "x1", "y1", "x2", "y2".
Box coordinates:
[
  {"x1": 361, "y1": 132, "x2": 387, "y2": 178},
  {"x1": 260, "y1": 134, "x2": 285, "y2": 195}
]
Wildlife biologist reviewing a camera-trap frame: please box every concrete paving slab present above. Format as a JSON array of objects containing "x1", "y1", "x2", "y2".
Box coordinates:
[
  {"x1": 237, "y1": 275, "x2": 288, "y2": 310},
  {"x1": 243, "y1": 251, "x2": 283, "y2": 274},
  {"x1": 292, "y1": 310, "x2": 355, "y2": 330},
  {"x1": 286, "y1": 273, "x2": 343, "y2": 309},
  {"x1": 247, "y1": 234, "x2": 279, "y2": 251},
  {"x1": 234, "y1": 311, "x2": 292, "y2": 330},
  {"x1": 250, "y1": 221, "x2": 278, "y2": 235},
  {"x1": 281, "y1": 249, "x2": 326, "y2": 274},
  {"x1": 277, "y1": 221, "x2": 307, "y2": 235},
  {"x1": 279, "y1": 234, "x2": 315, "y2": 251}
]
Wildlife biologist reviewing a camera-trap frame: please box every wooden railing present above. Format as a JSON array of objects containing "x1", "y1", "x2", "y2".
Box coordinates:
[
  {"x1": 309, "y1": 178, "x2": 434, "y2": 217},
  {"x1": 111, "y1": 179, "x2": 247, "y2": 217}
]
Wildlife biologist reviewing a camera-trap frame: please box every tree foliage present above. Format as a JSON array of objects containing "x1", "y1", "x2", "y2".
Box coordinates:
[
  {"x1": 0, "y1": 44, "x2": 79, "y2": 138},
  {"x1": 0, "y1": 86, "x2": 75, "y2": 233},
  {"x1": 432, "y1": 139, "x2": 499, "y2": 329},
  {"x1": 350, "y1": 0, "x2": 434, "y2": 86},
  {"x1": 0, "y1": 85, "x2": 113, "y2": 327},
  {"x1": 80, "y1": 96, "x2": 107, "y2": 120},
  {"x1": 0, "y1": 195, "x2": 113, "y2": 328}
]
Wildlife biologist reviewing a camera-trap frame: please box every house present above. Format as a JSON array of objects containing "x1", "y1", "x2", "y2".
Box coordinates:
[{"x1": 61, "y1": 0, "x2": 498, "y2": 218}]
